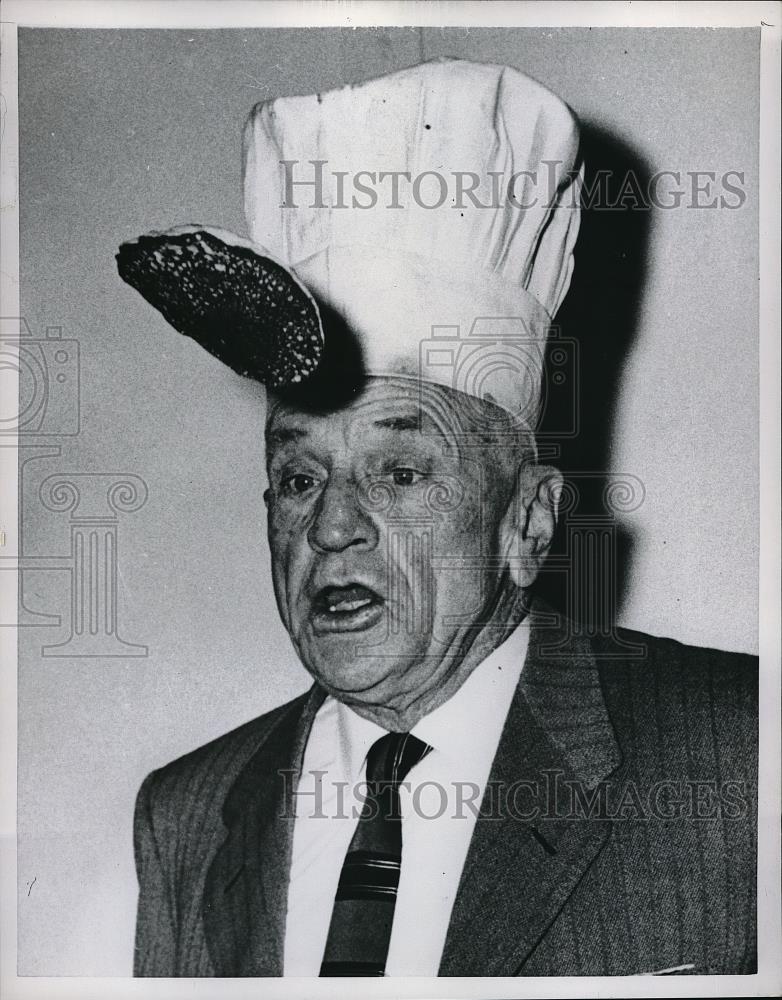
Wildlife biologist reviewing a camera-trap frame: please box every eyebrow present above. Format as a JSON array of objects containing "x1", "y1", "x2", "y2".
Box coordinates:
[
  {"x1": 265, "y1": 426, "x2": 309, "y2": 451},
  {"x1": 265, "y1": 411, "x2": 428, "y2": 452},
  {"x1": 372, "y1": 413, "x2": 421, "y2": 431}
]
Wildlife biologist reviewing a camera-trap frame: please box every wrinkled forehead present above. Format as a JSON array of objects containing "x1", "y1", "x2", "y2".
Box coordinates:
[{"x1": 264, "y1": 377, "x2": 468, "y2": 448}]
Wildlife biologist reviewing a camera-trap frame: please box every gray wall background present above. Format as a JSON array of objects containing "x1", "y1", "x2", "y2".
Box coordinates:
[{"x1": 18, "y1": 27, "x2": 758, "y2": 974}]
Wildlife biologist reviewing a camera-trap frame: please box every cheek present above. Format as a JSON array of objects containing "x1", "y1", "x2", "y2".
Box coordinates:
[
  {"x1": 429, "y1": 489, "x2": 502, "y2": 619},
  {"x1": 268, "y1": 509, "x2": 313, "y2": 595},
  {"x1": 386, "y1": 527, "x2": 434, "y2": 595},
  {"x1": 433, "y1": 486, "x2": 488, "y2": 555}
]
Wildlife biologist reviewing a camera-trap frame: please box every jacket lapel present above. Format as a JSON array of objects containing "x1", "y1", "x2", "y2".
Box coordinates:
[
  {"x1": 203, "y1": 684, "x2": 325, "y2": 976},
  {"x1": 439, "y1": 604, "x2": 623, "y2": 976}
]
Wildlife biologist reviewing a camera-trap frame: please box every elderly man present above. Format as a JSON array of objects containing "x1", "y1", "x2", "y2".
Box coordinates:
[{"x1": 120, "y1": 60, "x2": 757, "y2": 978}]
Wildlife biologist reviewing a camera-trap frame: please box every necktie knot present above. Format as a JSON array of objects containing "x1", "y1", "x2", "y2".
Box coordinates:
[{"x1": 365, "y1": 731, "x2": 432, "y2": 785}]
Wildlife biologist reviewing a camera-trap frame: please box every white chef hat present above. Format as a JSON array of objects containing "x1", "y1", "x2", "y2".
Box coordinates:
[
  {"x1": 117, "y1": 59, "x2": 581, "y2": 429},
  {"x1": 243, "y1": 58, "x2": 581, "y2": 427}
]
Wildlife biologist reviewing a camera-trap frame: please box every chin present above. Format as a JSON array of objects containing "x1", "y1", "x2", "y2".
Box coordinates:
[
  {"x1": 300, "y1": 637, "x2": 427, "y2": 699},
  {"x1": 307, "y1": 657, "x2": 392, "y2": 697}
]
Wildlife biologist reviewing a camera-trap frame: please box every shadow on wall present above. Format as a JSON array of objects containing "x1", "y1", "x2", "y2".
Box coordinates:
[{"x1": 535, "y1": 122, "x2": 652, "y2": 633}]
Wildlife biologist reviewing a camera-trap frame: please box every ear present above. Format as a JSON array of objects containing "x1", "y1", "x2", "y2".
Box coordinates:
[{"x1": 499, "y1": 463, "x2": 563, "y2": 589}]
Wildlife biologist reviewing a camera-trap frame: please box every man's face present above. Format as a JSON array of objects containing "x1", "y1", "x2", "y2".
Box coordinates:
[{"x1": 264, "y1": 378, "x2": 519, "y2": 715}]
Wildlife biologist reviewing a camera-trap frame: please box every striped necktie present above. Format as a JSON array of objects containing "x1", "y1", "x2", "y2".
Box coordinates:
[{"x1": 319, "y1": 731, "x2": 432, "y2": 977}]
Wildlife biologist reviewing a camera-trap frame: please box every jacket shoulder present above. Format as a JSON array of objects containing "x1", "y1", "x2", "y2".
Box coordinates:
[
  {"x1": 594, "y1": 627, "x2": 758, "y2": 777},
  {"x1": 136, "y1": 688, "x2": 311, "y2": 829},
  {"x1": 597, "y1": 626, "x2": 757, "y2": 686}
]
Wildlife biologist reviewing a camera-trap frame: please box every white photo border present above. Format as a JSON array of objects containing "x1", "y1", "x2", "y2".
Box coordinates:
[{"x1": 1, "y1": 2, "x2": 779, "y2": 998}]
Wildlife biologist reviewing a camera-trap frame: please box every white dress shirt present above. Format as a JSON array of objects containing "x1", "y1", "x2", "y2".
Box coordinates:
[{"x1": 283, "y1": 621, "x2": 530, "y2": 976}]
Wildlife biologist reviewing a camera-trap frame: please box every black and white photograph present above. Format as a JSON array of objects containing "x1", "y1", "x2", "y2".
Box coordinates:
[{"x1": 1, "y1": 2, "x2": 780, "y2": 997}]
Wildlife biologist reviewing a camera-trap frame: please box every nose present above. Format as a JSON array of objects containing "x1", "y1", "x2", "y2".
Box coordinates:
[{"x1": 307, "y1": 472, "x2": 379, "y2": 553}]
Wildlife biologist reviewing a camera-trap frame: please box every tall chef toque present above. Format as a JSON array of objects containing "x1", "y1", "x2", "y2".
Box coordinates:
[{"x1": 117, "y1": 59, "x2": 581, "y2": 426}]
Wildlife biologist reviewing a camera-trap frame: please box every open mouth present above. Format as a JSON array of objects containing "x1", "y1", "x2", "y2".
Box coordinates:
[{"x1": 310, "y1": 583, "x2": 385, "y2": 634}]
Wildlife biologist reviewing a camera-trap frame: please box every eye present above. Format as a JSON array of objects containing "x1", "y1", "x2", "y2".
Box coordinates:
[
  {"x1": 391, "y1": 467, "x2": 423, "y2": 487},
  {"x1": 281, "y1": 472, "x2": 318, "y2": 496}
]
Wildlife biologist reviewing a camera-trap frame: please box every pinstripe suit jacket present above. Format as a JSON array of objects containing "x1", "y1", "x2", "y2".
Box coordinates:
[{"x1": 133, "y1": 606, "x2": 757, "y2": 977}]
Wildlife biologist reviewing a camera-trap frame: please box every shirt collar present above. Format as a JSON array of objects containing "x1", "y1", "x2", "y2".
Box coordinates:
[
  {"x1": 333, "y1": 619, "x2": 530, "y2": 779},
  {"x1": 411, "y1": 619, "x2": 529, "y2": 767},
  {"x1": 335, "y1": 694, "x2": 387, "y2": 784}
]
